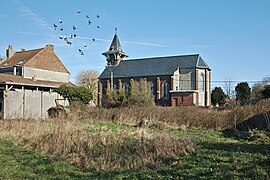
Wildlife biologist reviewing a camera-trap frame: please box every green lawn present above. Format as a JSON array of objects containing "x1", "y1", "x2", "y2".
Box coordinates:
[{"x1": 1, "y1": 121, "x2": 270, "y2": 179}]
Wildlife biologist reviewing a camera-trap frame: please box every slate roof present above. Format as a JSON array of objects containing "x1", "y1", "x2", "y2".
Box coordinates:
[
  {"x1": 99, "y1": 54, "x2": 210, "y2": 79},
  {"x1": 0, "y1": 73, "x2": 73, "y2": 88},
  {"x1": 0, "y1": 45, "x2": 69, "y2": 74},
  {"x1": 102, "y1": 34, "x2": 128, "y2": 57}
]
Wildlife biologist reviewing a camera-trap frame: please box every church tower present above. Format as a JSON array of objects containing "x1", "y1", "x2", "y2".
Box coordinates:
[{"x1": 102, "y1": 29, "x2": 128, "y2": 66}]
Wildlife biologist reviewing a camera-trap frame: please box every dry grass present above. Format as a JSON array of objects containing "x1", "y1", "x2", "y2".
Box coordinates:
[
  {"x1": 1, "y1": 100, "x2": 269, "y2": 171},
  {"x1": 70, "y1": 99, "x2": 270, "y2": 130},
  {"x1": 0, "y1": 119, "x2": 195, "y2": 170}
]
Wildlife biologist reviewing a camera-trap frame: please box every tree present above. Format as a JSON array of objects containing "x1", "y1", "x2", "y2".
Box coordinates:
[
  {"x1": 251, "y1": 75, "x2": 270, "y2": 102},
  {"x1": 211, "y1": 87, "x2": 226, "y2": 106},
  {"x1": 235, "y1": 82, "x2": 251, "y2": 105},
  {"x1": 223, "y1": 77, "x2": 235, "y2": 99},
  {"x1": 75, "y1": 69, "x2": 99, "y2": 103},
  {"x1": 261, "y1": 85, "x2": 270, "y2": 99},
  {"x1": 251, "y1": 83, "x2": 264, "y2": 102},
  {"x1": 262, "y1": 75, "x2": 270, "y2": 84},
  {"x1": 129, "y1": 79, "x2": 155, "y2": 107}
]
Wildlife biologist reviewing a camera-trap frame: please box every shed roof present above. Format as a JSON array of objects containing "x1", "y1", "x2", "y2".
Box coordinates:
[
  {"x1": 0, "y1": 73, "x2": 73, "y2": 88},
  {"x1": 99, "y1": 54, "x2": 210, "y2": 79}
]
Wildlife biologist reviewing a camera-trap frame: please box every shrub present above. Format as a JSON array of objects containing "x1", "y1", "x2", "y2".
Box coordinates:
[
  {"x1": 103, "y1": 79, "x2": 155, "y2": 108},
  {"x1": 57, "y1": 85, "x2": 92, "y2": 104}
]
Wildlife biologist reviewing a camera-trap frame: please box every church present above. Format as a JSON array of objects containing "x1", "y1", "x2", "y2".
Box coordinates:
[{"x1": 98, "y1": 33, "x2": 211, "y2": 107}]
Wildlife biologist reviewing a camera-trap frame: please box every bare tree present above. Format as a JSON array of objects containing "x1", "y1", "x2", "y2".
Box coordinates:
[
  {"x1": 75, "y1": 69, "x2": 99, "y2": 103},
  {"x1": 262, "y1": 75, "x2": 270, "y2": 84},
  {"x1": 224, "y1": 77, "x2": 235, "y2": 99}
]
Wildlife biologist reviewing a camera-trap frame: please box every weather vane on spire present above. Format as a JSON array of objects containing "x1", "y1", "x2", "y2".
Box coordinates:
[{"x1": 115, "y1": 27, "x2": 117, "y2": 34}]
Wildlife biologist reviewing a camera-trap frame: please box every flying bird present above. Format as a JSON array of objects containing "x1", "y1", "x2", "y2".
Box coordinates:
[
  {"x1": 88, "y1": 20, "x2": 92, "y2": 25},
  {"x1": 83, "y1": 43, "x2": 87, "y2": 47},
  {"x1": 59, "y1": 26, "x2": 63, "y2": 31},
  {"x1": 67, "y1": 41, "x2": 72, "y2": 46},
  {"x1": 77, "y1": 11, "x2": 81, "y2": 14},
  {"x1": 73, "y1": 33, "x2": 77, "y2": 38},
  {"x1": 73, "y1": 25, "x2": 76, "y2": 31},
  {"x1": 78, "y1": 49, "x2": 84, "y2": 55},
  {"x1": 86, "y1": 15, "x2": 89, "y2": 18},
  {"x1": 96, "y1": 15, "x2": 100, "y2": 18},
  {"x1": 69, "y1": 34, "x2": 73, "y2": 39},
  {"x1": 92, "y1": 38, "x2": 95, "y2": 42},
  {"x1": 59, "y1": 36, "x2": 63, "y2": 40},
  {"x1": 53, "y1": 24, "x2": 57, "y2": 30},
  {"x1": 97, "y1": 25, "x2": 100, "y2": 29},
  {"x1": 59, "y1": 19, "x2": 62, "y2": 23}
]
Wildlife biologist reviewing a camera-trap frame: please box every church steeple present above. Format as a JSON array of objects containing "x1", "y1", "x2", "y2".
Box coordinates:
[{"x1": 102, "y1": 29, "x2": 128, "y2": 66}]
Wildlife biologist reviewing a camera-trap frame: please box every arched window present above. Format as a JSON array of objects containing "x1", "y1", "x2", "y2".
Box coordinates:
[
  {"x1": 198, "y1": 74, "x2": 205, "y2": 92},
  {"x1": 162, "y1": 80, "x2": 169, "y2": 99},
  {"x1": 150, "y1": 81, "x2": 155, "y2": 95},
  {"x1": 125, "y1": 83, "x2": 130, "y2": 94}
]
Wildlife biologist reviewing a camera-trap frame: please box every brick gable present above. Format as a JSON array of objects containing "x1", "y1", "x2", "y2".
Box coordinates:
[{"x1": 24, "y1": 45, "x2": 69, "y2": 74}]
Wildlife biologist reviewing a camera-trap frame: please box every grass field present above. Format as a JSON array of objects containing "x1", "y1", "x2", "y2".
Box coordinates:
[{"x1": 1, "y1": 119, "x2": 269, "y2": 179}]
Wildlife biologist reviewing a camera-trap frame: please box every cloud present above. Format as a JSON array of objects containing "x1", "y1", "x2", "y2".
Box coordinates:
[{"x1": 13, "y1": 0, "x2": 54, "y2": 34}]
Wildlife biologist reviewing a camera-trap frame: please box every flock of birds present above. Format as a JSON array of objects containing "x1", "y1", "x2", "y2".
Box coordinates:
[{"x1": 53, "y1": 11, "x2": 101, "y2": 55}]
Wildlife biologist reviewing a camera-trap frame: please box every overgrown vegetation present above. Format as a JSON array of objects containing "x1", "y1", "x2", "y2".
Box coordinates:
[
  {"x1": 1, "y1": 99, "x2": 270, "y2": 178},
  {"x1": 1, "y1": 126, "x2": 269, "y2": 179},
  {"x1": 70, "y1": 99, "x2": 270, "y2": 130},
  {"x1": 0, "y1": 119, "x2": 195, "y2": 170}
]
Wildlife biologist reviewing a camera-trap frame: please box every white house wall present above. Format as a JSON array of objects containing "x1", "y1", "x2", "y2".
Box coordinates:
[
  {"x1": 3, "y1": 89, "x2": 68, "y2": 119},
  {"x1": 23, "y1": 67, "x2": 70, "y2": 83},
  {"x1": 196, "y1": 69, "x2": 211, "y2": 106}
]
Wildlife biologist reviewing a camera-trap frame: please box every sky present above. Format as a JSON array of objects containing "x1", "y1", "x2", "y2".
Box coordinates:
[{"x1": 0, "y1": 0, "x2": 269, "y2": 88}]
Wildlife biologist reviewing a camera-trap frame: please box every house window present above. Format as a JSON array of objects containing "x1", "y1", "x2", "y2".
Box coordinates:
[
  {"x1": 198, "y1": 74, "x2": 205, "y2": 92},
  {"x1": 162, "y1": 80, "x2": 169, "y2": 99}
]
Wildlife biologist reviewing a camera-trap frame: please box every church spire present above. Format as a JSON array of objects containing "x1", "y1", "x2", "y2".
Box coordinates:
[{"x1": 102, "y1": 29, "x2": 128, "y2": 66}]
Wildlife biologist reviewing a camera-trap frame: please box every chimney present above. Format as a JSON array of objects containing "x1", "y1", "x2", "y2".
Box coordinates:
[
  {"x1": 46, "y1": 44, "x2": 54, "y2": 51},
  {"x1": 6, "y1": 45, "x2": 15, "y2": 59}
]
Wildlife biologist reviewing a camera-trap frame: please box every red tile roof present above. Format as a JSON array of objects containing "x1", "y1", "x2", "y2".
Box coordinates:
[{"x1": 0, "y1": 45, "x2": 70, "y2": 74}]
